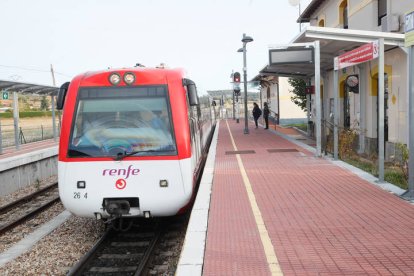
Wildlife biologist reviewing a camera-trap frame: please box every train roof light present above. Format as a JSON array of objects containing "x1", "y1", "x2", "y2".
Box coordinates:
[
  {"x1": 123, "y1": 72, "x2": 135, "y2": 85},
  {"x1": 109, "y1": 73, "x2": 121, "y2": 85}
]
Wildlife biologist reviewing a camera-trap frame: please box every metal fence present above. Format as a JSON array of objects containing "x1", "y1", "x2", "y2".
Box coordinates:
[{"x1": 0, "y1": 123, "x2": 60, "y2": 148}]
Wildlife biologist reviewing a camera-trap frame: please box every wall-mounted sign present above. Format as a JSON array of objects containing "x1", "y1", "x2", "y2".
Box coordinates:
[
  {"x1": 405, "y1": 9, "x2": 414, "y2": 47},
  {"x1": 269, "y1": 48, "x2": 314, "y2": 65},
  {"x1": 334, "y1": 41, "x2": 379, "y2": 70},
  {"x1": 305, "y1": 86, "x2": 315, "y2": 94}
]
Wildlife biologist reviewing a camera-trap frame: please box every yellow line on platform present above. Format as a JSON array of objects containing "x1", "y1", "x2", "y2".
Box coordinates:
[{"x1": 225, "y1": 120, "x2": 283, "y2": 276}]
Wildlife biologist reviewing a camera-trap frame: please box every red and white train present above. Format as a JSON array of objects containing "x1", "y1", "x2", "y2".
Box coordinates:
[{"x1": 57, "y1": 67, "x2": 217, "y2": 219}]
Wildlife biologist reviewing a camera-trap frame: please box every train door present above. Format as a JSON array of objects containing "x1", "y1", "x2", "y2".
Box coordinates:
[{"x1": 188, "y1": 105, "x2": 201, "y2": 171}]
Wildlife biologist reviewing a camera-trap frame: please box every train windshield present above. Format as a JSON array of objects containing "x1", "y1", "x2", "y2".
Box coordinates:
[{"x1": 68, "y1": 86, "x2": 176, "y2": 158}]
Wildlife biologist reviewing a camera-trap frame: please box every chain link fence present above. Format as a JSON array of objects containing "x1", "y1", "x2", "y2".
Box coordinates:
[{"x1": 1, "y1": 122, "x2": 60, "y2": 148}]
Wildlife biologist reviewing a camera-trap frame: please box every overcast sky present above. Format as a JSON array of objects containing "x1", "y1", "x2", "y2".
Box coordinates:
[{"x1": 0, "y1": 0, "x2": 311, "y2": 94}]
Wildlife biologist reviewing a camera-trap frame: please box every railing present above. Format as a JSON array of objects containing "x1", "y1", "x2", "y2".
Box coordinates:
[
  {"x1": 268, "y1": 110, "x2": 279, "y2": 129},
  {"x1": 322, "y1": 119, "x2": 335, "y2": 155}
]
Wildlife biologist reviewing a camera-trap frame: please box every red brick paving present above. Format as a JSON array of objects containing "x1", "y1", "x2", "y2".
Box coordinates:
[{"x1": 203, "y1": 119, "x2": 414, "y2": 275}]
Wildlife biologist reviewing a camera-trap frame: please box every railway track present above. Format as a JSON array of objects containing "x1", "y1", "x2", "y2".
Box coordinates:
[
  {"x1": 0, "y1": 182, "x2": 60, "y2": 235},
  {"x1": 68, "y1": 220, "x2": 161, "y2": 276}
]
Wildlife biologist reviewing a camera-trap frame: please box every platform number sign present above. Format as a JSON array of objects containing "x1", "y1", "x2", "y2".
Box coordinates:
[{"x1": 2, "y1": 92, "x2": 9, "y2": 100}]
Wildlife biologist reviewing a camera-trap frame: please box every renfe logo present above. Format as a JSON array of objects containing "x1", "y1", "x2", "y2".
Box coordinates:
[
  {"x1": 102, "y1": 165, "x2": 140, "y2": 179},
  {"x1": 115, "y1": 179, "x2": 127, "y2": 189}
]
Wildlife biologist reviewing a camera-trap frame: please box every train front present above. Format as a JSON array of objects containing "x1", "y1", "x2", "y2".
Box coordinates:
[{"x1": 57, "y1": 68, "x2": 193, "y2": 219}]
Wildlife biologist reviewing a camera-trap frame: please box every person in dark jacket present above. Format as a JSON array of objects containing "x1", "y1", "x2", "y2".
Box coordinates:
[
  {"x1": 252, "y1": 102, "x2": 261, "y2": 129},
  {"x1": 263, "y1": 102, "x2": 270, "y2": 129}
]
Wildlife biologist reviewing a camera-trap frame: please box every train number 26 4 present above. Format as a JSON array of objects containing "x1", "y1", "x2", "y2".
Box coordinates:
[{"x1": 73, "y1": 192, "x2": 88, "y2": 199}]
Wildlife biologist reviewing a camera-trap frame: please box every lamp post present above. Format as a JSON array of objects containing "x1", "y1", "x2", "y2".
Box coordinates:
[{"x1": 238, "y1": 33, "x2": 253, "y2": 134}]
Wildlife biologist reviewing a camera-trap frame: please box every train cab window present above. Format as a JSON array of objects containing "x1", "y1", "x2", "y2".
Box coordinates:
[{"x1": 68, "y1": 86, "x2": 176, "y2": 158}]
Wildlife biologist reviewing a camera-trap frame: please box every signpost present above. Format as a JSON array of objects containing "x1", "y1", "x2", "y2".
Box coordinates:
[{"x1": 2, "y1": 91, "x2": 8, "y2": 100}]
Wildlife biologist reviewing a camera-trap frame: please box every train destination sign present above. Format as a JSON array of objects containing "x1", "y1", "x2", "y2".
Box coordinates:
[
  {"x1": 334, "y1": 41, "x2": 379, "y2": 70},
  {"x1": 269, "y1": 48, "x2": 314, "y2": 65}
]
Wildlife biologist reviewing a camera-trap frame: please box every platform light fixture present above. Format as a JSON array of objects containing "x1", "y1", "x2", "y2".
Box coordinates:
[{"x1": 237, "y1": 33, "x2": 254, "y2": 134}]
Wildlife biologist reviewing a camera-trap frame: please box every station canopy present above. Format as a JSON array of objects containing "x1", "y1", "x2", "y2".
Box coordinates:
[
  {"x1": 256, "y1": 26, "x2": 405, "y2": 79},
  {"x1": 0, "y1": 80, "x2": 57, "y2": 96}
]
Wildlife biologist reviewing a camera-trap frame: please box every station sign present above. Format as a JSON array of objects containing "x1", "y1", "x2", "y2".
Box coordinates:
[
  {"x1": 405, "y1": 9, "x2": 414, "y2": 47},
  {"x1": 334, "y1": 41, "x2": 379, "y2": 70}
]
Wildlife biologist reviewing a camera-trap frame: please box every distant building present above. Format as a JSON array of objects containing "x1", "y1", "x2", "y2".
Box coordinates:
[{"x1": 251, "y1": 75, "x2": 306, "y2": 125}]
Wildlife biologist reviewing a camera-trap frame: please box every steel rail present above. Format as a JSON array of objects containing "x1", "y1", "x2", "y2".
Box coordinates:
[
  {"x1": 0, "y1": 182, "x2": 58, "y2": 215},
  {"x1": 68, "y1": 223, "x2": 161, "y2": 276},
  {"x1": 67, "y1": 228, "x2": 114, "y2": 276},
  {"x1": 0, "y1": 195, "x2": 60, "y2": 235}
]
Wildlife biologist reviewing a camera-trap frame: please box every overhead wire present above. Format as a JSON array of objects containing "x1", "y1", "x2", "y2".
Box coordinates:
[{"x1": 0, "y1": 64, "x2": 72, "y2": 78}]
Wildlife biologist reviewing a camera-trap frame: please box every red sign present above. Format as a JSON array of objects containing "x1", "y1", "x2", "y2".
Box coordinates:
[
  {"x1": 305, "y1": 86, "x2": 315, "y2": 94},
  {"x1": 334, "y1": 41, "x2": 379, "y2": 70},
  {"x1": 115, "y1": 179, "x2": 127, "y2": 190}
]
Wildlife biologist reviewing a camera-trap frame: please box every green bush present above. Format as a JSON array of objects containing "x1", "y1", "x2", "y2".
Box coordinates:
[
  {"x1": 344, "y1": 157, "x2": 407, "y2": 190},
  {"x1": 286, "y1": 123, "x2": 307, "y2": 131},
  {"x1": 0, "y1": 111, "x2": 54, "y2": 119},
  {"x1": 385, "y1": 169, "x2": 407, "y2": 190}
]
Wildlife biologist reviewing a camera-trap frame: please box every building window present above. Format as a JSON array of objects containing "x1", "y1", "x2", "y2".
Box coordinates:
[
  {"x1": 339, "y1": 0, "x2": 348, "y2": 29},
  {"x1": 378, "y1": 0, "x2": 387, "y2": 26},
  {"x1": 318, "y1": 19, "x2": 325, "y2": 27}
]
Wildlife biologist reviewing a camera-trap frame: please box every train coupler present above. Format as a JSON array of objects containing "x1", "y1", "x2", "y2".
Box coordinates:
[{"x1": 103, "y1": 199, "x2": 131, "y2": 216}]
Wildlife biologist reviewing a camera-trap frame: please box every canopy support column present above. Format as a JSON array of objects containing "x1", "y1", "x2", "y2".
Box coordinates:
[
  {"x1": 333, "y1": 69, "x2": 339, "y2": 160},
  {"x1": 403, "y1": 45, "x2": 414, "y2": 199},
  {"x1": 378, "y1": 38, "x2": 385, "y2": 183},
  {"x1": 358, "y1": 65, "x2": 366, "y2": 154},
  {"x1": 51, "y1": 95, "x2": 57, "y2": 142},
  {"x1": 13, "y1": 92, "x2": 20, "y2": 150},
  {"x1": 314, "y1": 40, "x2": 322, "y2": 157},
  {"x1": 0, "y1": 113, "x2": 3, "y2": 154}
]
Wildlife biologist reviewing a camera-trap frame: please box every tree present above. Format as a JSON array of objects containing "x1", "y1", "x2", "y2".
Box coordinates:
[
  {"x1": 18, "y1": 95, "x2": 31, "y2": 111},
  {"x1": 288, "y1": 78, "x2": 307, "y2": 112},
  {"x1": 40, "y1": 96, "x2": 49, "y2": 110}
]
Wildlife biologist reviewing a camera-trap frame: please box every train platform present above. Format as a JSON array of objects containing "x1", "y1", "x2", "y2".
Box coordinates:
[
  {"x1": 177, "y1": 119, "x2": 414, "y2": 275},
  {"x1": 0, "y1": 139, "x2": 58, "y2": 160},
  {"x1": 0, "y1": 139, "x2": 58, "y2": 196}
]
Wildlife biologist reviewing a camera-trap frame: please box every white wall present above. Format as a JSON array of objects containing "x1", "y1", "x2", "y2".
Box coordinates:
[{"x1": 278, "y1": 77, "x2": 307, "y2": 119}]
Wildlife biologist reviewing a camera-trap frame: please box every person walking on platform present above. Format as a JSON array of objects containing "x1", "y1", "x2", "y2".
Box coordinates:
[
  {"x1": 263, "y1": 102, "x2": 269, "y2": 129},
  {"x1": 252, "y1": 102, "x2": 261, "y2": 129}
]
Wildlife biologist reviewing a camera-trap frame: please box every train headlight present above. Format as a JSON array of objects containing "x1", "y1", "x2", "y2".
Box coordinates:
[
  {"x1": 109, "y1": 73, "x2": 121, "y2": 85},
  {"x1": 159, "y1": 180, "x2": 168, "y2": 187},
  {"x1": 77, "y1": 181, "x2": 86, "y2": 189},
  {"x1": 123, "y1": 72, "x2": 135, "y2": 85}
]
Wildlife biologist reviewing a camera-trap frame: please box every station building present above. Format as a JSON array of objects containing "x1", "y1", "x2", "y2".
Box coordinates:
[{"x1": 254, "y1": 0, "x2": 413, "y2": 160}]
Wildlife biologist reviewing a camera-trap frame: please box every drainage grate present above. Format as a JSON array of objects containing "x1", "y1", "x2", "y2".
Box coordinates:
[
  {"x1": 295, "y1": 138, "x2": 307, "y2": 141},
  {"x1": 225, "y1": 150, "x2": 256, "y2": 155},
  {"x1": 267, "y1": 148, "x2": 298, "y2": 153}
]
